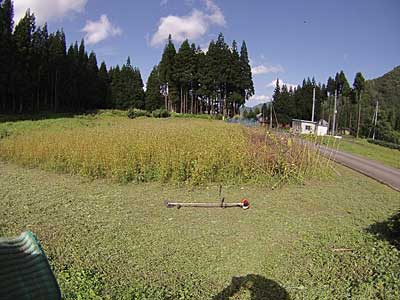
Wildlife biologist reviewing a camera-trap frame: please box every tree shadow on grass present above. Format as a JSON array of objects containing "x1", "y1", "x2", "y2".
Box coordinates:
[
  {"x1": 366, "y1": 210, "x2": 400, "y2": 250},
  {"x1": 213, "y1": 274, "x2": 289, "y2": 300}
]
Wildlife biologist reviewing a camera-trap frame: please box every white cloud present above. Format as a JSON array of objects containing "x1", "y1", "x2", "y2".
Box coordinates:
[
  {"x1": 247, "y1": 94, "x2": 271, "y2": 107},
  {"x1": 160, "y1": 0, "x2": 168, "y2": 6},
  {"x1": 267, "y1": 79, "x2": 297, "y2": 91},
  {"x1": 204, "y1": 0, "x2": 225, "y2": 25},
  {"x1": 14, "y1": 0, "x2": 87, "y2": 24},
  {"x1": 252, "y1": 64, "x2": 284, "y2": 75},
  {"x1": 150, "y1": 0, "x2": 226, "y2": 47},
  {"x1": 82, "y1": 15, "x2": 122, "y2": 45}
]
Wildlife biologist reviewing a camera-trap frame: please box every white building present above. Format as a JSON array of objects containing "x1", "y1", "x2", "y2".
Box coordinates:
[
  {"x1": 316, "y1": 119, "x2": 328, "y2": 136},
  {"x1": 292, "y1": 119, "x2": 328, "y2": 136}
]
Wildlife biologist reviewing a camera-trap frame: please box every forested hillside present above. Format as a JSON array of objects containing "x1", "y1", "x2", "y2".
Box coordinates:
[
  {"x1": 270, "y1": 67, "x2": 399, "y2": 143},
  {"x1": 363, "y1": 66, "x2": 400, "y2": 140}
]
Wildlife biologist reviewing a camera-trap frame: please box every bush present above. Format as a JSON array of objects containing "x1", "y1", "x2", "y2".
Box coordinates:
[
  {"x1": 128, "y1": 108, "x2": 150, "y2": 119},
  {"x1": 151, "y1": 109, "x2": 170, "y2": 118},
  {"x1": 382, "y1": 130, "x2": 400, "y2": 145},
  {"x1": 367, "y1": 139, "x2": 400, "y2": 150}
]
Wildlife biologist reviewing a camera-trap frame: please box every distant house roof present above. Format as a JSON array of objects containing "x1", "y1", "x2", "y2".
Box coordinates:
[{"x1": 292, "y1": 119, "x2": 317, "y2": 124}]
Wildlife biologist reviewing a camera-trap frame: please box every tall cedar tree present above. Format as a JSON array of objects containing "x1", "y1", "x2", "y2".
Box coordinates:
[
  {"x1": 158, "y1": 34, "x2": 177, "y2": 111},
  {"x1": 0, "y1": 0, "x2": 14, "y2": 112},
  {"x1": 145, "y1": 66, "x2": 164, "y2": 111},
  {"x1": 111, "y1": 57, "x2": 145, "y2": 109},
  {"x1": 239, "y1": 41, "x2": 254, "y2": 101},
  {"x1": 174, "y1": 39, "x2": 195, "y2": 113},
  {"x1": 353, "y1": 72, "x2": 365, "y2": 138}
]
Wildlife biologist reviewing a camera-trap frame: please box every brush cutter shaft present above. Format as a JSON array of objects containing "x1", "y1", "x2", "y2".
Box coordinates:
[{"x1": 166, "y1": 202, "x2": 242, "y2": 208}]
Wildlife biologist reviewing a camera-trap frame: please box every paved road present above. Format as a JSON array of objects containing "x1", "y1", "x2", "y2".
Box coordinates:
[{"x1": 319, "y1": 146, "x2": 400, "y2": 192}]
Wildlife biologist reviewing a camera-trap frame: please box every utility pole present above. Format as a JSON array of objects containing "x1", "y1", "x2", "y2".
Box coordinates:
[
  {"x1": 372, "y1": 100, "x2": 379, "y2": 140},
  {"x1": 332, "y1": 90, "x2": 337, "y2": 136},
  {"x1": 311, "y1": 87, "x2": 316, "y2": 122},
  {"x1": 270, "y1": 102, "x2": 273, "y2": 129}
]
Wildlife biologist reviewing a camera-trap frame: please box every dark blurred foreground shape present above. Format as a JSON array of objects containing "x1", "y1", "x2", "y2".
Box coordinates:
[{"x1": 0, "y1": 231, "x2": 61, "y2": 300}]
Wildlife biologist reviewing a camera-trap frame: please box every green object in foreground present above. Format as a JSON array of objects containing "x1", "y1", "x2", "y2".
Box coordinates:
[{"x1": 0, "y1": 231, "x2": 61, "y2": 300}]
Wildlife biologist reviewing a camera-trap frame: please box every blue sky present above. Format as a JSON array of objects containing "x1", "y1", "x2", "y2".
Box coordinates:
[{"x1": 13, "y1": 0, "x2": 400, "y2": 107}]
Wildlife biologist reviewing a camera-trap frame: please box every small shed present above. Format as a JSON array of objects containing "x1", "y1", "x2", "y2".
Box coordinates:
[
  {"x1": 292, "y1": 119, "x2": 328, "y2": 136},
  {"x1": 292, "y1": 119, "x2": 316, "y2": 135},
  {"x1": 316, "y1": 119, "x2": 328, "y2": 136}
]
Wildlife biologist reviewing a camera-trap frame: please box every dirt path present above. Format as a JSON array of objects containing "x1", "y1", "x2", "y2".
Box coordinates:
[{"x1": 320, "y1": 146, "x2": 400, "y2": 192}]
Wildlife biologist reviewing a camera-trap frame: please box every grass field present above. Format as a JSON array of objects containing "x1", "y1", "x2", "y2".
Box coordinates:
[
  {"x1": 1, "y1": 113, "x2": 399, "y2": 299},
  {"x1": 0, "y1": 113, "x2": 329, "y2": 187},
  {"x1": 315, "y1": 135, "x2": 400, "y2": 169},
  {"x1": 1, "y1": 161, "x2": 399, "y2": 299}
]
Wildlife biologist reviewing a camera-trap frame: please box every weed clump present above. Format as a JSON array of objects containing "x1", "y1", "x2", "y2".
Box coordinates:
[
  {"x1": 152, "y1": 109, "x2": 170, "y2": 118},
  {"x1": 127, "y1": 109, "x2": 151, "y2": 119}
]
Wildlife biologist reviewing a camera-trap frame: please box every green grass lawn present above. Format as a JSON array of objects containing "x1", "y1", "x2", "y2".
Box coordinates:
[
  {"x1": 0, "y1": 110, "x2": 128, "y2": 137},
  {"x1": 1, "y1": 113, "x2": 399, "y2": 299},
  {"x1": 328, "y1": 136, "x2": 399, "y2": 169},
  {"x1": 1, "y1": 161, "x2": 399, "y2": 299}
]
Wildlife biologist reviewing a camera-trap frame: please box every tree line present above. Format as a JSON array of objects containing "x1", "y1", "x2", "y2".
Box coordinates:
[
  {"x1": 271, "y1": 70, "x2": 400, "y2": 142},
  {"x1": 147, "y1": 33, "x2": 254, "y2": 117},
  {"x1": 0, "y1": 1, "x2": 253, "y2": 116},
  {"x1": 0, "y1": 0, "x2": 145, "y2": 113}
]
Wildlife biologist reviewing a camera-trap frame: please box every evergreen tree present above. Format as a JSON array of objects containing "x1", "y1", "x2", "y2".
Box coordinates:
[
  {"x1": 66, "y1": 41, "x2": 79, "y2": 110},
  {"x1": 13, "y1": 10, "x2": 36, "y2": 112},
  {"x1": 214, "y1": 33, "x2": 231, "y2": 116},
  {"x1": 48, "y1": 30, "x2": 66, "y2": 111},
  {"x1": 87, "y1": 51, "x2": 100, "y2": 109},
  {"x1": 353, "y1": 72, "x2": 366, "y2": 138},
  {"x1": 174, "y1": 39, "x2": 195, "y2": 113},
  {"x1": 159, "y1": 35, "x2": 177, "y2": 111},
  {"x1": 0, "y1": 0, "x2": 14, "y2": 112},
  {"x1": 76, "y1": 39, "x2": 88, "y2": 110},
  {"x1": 145, "y1": 66, "x2": 163, "y2": 111},
  {"x1": 239, "y1": 41, "x2": 254, "y2": 101},
  {"x1": 32, "y1": 24, "x2": 49, "y2": 112},
  {"x1": 132, "y1": 67, "x2": 145, "y2": 109},
  {"x1": 98, "y1": 61, "x2": 111, "y2": 108},
  {"x1": 228, "y1": 40, "x2": 243, "y2": 116},
  {"x1": 196, "y1": 47, "x2": 210, "y2": 114},
  {"x1": 327, "y1": 77, "x2": 336, "y2": 96},
  {"x1": 110, "y1": 57, "x2": 145, "y2": 109}
]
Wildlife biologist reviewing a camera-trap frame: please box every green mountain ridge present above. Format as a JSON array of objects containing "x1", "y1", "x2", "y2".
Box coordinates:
[
  {"x1": 361, "y1": 66, "x2": 400, "y2": 142},
  {"x1": 366, "y1": 65, "x2": 400, "y2": 120}
]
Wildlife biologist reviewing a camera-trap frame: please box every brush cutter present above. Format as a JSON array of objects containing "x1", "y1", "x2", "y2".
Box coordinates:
[
  {"x1": 164, "y1": 185, "x2": 250, "y2": 210},
  {"x1": 164, "y1": 198, "x2": 250, "y2": 209}
]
